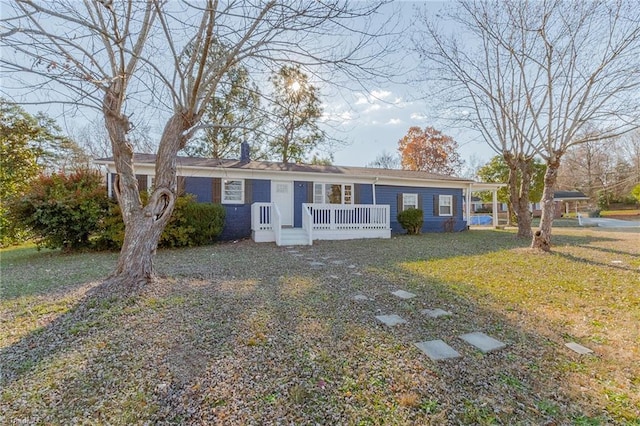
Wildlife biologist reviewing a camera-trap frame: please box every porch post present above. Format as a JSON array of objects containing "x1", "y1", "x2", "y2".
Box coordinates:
[
  {"x1": 492, "y1": 189, "x2": 499, "y2": 227},
  {"x1": 465, "y1": 185, "x2": 471, "y2": 222}
]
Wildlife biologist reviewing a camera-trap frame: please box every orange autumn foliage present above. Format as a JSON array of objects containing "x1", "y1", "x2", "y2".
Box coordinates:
[{"x1": 397, "y1": 126, "x2": 464, "y2": 175}]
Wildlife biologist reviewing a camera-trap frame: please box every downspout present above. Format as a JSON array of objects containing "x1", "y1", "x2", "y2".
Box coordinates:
[{"x1": 373, "y1": 177, "x2": 378, "y2": 205}]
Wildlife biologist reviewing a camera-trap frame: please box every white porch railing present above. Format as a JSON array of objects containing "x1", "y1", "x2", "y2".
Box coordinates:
[
  {"x1": 251, "y1": 202, "x2": 390, "y2": 244},
  {"x1": 251, "y1": 203, "x2": 273, "y2": 231},
  {"x1": 302, "y1": 204, "x2": 313, "y2": 245},
  {"x1": 302, "y1": 203, "x2": 390, "y2": 231},
  {"x1": 252, "y1": 202, "x2": 276, "y2": 243}
]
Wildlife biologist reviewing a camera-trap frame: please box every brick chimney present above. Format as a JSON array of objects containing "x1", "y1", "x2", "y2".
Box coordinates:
[{"x1": 240, "y1": 142, "x2": 250, "y2": 163}]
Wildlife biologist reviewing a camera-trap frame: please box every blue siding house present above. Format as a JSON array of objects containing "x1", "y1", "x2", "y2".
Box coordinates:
[{"x1": 96, "y1": 152, "x2": 500, "y2": 246}]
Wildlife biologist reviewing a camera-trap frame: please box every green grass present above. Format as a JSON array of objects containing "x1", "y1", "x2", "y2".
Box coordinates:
[
  {"x1": 1, "y1": 244, "x2": 117, "y2": 299},
  {"x1": 1, "y1": 228, "x2": 639, "y2": 424}
]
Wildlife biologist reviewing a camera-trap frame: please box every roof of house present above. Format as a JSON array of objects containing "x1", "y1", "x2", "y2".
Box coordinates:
[
  {"x1": 554, "y1": 190, "x2": 589, "y2": 200},
  {"x1": 95, "y1": 153, "x2": 478, "y2": 184}
]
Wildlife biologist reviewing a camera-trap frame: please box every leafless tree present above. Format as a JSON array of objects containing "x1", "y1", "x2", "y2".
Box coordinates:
[
  {"x1": 415, "y1": 0, "x2": 640, "y2": 247},
  {"x1": 558, "y1": 136, "x2": 612, "y2": 201},
  {"x1": 1, "y1": 0, "x2": 396, "y2": 292},
  {"x1": 367, "y1": 150, "x2": 400, "y2": 169}
]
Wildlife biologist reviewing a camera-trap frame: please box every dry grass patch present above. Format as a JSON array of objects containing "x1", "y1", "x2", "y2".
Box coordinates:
[{"x1": 1, "y1": 229, "x2": 639, "y2": 424}]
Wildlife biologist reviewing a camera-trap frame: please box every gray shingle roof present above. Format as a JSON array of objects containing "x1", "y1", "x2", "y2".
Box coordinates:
[
  {"x1": 95, "y1": 153, "x2": 474, "y2": 183},
  {"x1": 554, "y1": 190, "x2": 589, "y2": 200}
]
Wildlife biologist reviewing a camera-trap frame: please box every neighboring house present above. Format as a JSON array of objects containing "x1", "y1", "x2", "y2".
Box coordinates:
[
  {"x1": 94, "y1": 150, "x2": 501, "y2": 245},
  {"x1": 531, "y1": 190, "x2": 589, "y2": 218}
]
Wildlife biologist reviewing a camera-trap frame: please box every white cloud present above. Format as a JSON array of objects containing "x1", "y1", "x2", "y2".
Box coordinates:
[
  {"x1": 410, "y1": 112, "x2": 428, "y2": 121},
  {"x1": 386, "y1": 118, "x2": 403, "y2": 125},
  {"x1": 354, "y1": 95, "x2": 369, "y2": 105},
  {"x1": 365, "y1": 104, "x2": 382, "y2": 113},
  {"x1": 371, "y1": 90, "x2": 392, "y2": 100}
]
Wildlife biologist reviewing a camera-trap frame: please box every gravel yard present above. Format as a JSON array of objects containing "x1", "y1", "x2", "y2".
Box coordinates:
[{"x1": 1, "y1": 228, "x2": 639, "y2": 424}]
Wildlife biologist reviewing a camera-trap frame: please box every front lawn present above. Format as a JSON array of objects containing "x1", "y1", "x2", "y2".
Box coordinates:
[{"x1": 1, "y1": 228, "x2": 638, "y2": 424}]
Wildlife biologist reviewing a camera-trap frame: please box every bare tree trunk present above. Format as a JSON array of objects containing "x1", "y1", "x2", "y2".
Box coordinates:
[
  {"x1": 505, "y1": 154, "x2": 533, "y2": 238},
  {"x1": 506, "y1": 202, "x2": 514, "y2": 227},
  {"x1": 103, "y1": 105, "x2": 190, "y2": 293},
  {"x1": 515, "y1": 158, "x2": 533, "y2": 238},
  {"x1": 531, "y1": 158, "x2": 560, "y2": 251}
]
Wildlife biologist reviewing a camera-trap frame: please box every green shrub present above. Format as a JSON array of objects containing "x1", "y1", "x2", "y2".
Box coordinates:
[
  {"x1": 10, "y1": 169, "x2": 110, "y2": 250},
  {"x1": 397, "y1": 208, "x2": 423, "y2": 235},
  {"x1": 94, "y1": 199, "x2": 126, "y2": 250},
  {"x1": 588, "y1": 209, "x2": 601, "y2": 218},
  {"x1": 96, "y1": 194, "x2": 225, "y2": 250},
  {"x1": 181, "y1": 201, "x2": 225, "y2": 246}
]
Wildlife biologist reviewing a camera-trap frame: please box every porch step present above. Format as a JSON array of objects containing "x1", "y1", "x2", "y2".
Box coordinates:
[{"x1": 278, "y1": 228, "x2": 310, "y2": 246}]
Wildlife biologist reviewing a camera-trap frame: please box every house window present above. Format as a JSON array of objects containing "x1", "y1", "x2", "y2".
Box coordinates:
[
  {"x1": 313, "y1": 183, "x2": 353, "y2": 204},
  {"x1": 439, "y1": 195, "x2": 453, "y2": 216},
  {"x1": 222, "y1": 179, "x2": 244, "y2": 204},
  {"x1": 402, "y1": 193, "x2": 419, "y2": 210}
]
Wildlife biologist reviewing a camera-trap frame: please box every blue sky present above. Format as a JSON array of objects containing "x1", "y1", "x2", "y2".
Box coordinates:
[
  {"x1": 322, "y1": 81, "x2": 494, "y2": 169},
  {"x1": 2, "y1": 0, "x2": 496, "y2": 171},
  {"x1": 319, "y1": 1, "x2": 495, "y2": 170}
]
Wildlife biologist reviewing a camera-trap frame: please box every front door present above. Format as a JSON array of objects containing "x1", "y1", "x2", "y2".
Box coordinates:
[{"x1": 271, "y1": 181, "x2": 294, "y2": 227}]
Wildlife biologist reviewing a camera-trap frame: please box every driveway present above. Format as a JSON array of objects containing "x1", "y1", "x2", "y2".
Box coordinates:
[{"x1": 578, "y1": 215, "x2": 640, "y2": 228}]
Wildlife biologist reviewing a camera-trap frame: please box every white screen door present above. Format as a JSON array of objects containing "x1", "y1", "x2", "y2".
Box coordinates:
[{"x1": 271, "y1": 181, "x2": 294, "y2": 227}]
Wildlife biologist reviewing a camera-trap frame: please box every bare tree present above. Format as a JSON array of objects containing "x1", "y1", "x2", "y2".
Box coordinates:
[
  {"x1": 367, "y1": 150, "x2": 400, "y2": 169},
  {"x1": 557, "y1": 136, "x2": 612, "y2": 201},
  {"x1": 1, "y1": 0, "x2": 395, "y2": 292},
  {"x1": 415, "y1": 0, "x2": 640, "y2": 246}
]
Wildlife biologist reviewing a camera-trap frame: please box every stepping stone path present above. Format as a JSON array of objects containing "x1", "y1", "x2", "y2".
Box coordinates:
[
  {"x1": 375, "y1": 314, "x2": 407, "y2": 327},
  {"x1": 379, "y1": 288, "x2": 507, "y2": 361},
  {"x1": 282, "y1": 247, "x2": 509, "y2": 363},
  {"x1": 392, "y1": 290, "x2": 416, "y2": 299},
  {"x1": 565, "y1": 342, "x2": 594, "y2": 355},
  {"x1": 459, "y1": 332, "x2": 507, "y2": 353},
  {"x1": 421, "y1": 308, "x2": 452, "y2": 318},
  {"x1": 415, "y1": 340, "x2": 461, "y2": 360}
]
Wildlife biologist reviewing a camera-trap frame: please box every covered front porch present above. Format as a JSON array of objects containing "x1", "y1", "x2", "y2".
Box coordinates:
[{"x1": 251, "y1": 203, "x2": 391, "y2": 246}]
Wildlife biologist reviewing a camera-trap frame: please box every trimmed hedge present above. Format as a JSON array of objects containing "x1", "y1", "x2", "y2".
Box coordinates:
[{"x1": 397, "y1": 208, "x2": 423, "y2": 235}]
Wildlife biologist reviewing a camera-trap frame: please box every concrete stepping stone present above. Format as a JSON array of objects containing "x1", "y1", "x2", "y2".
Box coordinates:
[
  {"x1": 392, "y1": 290, "x2": 416, "y2": 299},
  {"x1": 309, "y1": 261, "x2": 325, "y2": 267},
  {"x1": 347, "y1": 264, "x2": 357, "y2": 269},
  {"x1": 459, "y1": 332, "x2": 506, "y2": 353},
  {"x1": 421, "y1": 308, "x2": 452, "y2": 318},
  {"x1": 331, "y1": 260, "x2": 344, "y2": 265},
  {"x1": 414, "y1": 340, "x2": 461, "y2": 360},
  {"x1": 375, "y1": 314, "x2": 407, "y2": 327},
  {"x1": 352, "y1": 294, "x2": 370, "y2": 301},
  {"x1": 565, "y1": 342, "x2": 594, "y2": 355}
]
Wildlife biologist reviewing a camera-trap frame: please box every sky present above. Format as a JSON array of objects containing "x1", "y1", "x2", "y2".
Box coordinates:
[
  {"x1": 1, "y1": 0, "x2": 496, "y2": 172},
  {"x1": 322, "y1": 82, "x2": 494, "y2": 170},
  {"x1": 317, "y1": 1, "x2": 495, "y2": 170}
]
